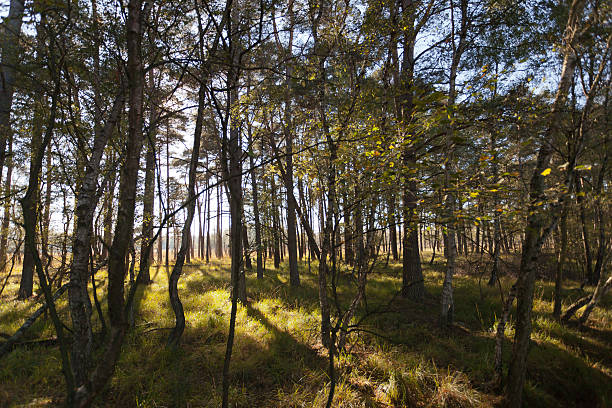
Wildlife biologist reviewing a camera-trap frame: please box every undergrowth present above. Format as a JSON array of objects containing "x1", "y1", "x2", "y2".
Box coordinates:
[{"x1": 0, "y1": 253, "x2": 610, "y2": 407}]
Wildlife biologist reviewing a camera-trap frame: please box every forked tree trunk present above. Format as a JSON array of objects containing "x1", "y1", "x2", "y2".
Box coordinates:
[
  {"x1": 69, "y1": 92, "x2": 124, "y2": 387},
  {"x1": 74, "y1": 1, "x2": 146, "y2": 404}
]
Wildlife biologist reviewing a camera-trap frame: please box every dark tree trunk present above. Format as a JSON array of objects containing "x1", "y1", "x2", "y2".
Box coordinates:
[
  {"x1": 216, "y1": 183, "x2": 223, "y2": 258},
  {"x1": 0, "y1": 132, "x2": 13, "y2": 265},
  {"x1": 221, "y1": 2, "x2": 244, "y2": 404},
  {"x1": 271, "y1": 176, "x2": 281, "y2": 269},
  {"x1": 388, "y1": 196, "x2": 398, "y2": 261},
  {"x1": 74, "y1": 1, "x2": 146, "y2": 404},
  {"x1": 505, "y1": 2, "x2": 585, "y2": 405},
  {"x1": 249, "y1": 130, "x2": 262, "y2": 277},
  {"x1": 553, "y1": 210, "x2": 567, "y2": 319},
  {"x1": 167, "y1": 78, "x2": 205, "y2": 347},
  {"x1": 242, "y1": 213, "x2": 252, "y2": 270},
  {"x1": 0, "y1": 0, "x2": 25, "y2": 191},
  {"x1": 21, "y1": 79, "x2": 75, "y2": 402},
  {"x1": 576, "y1": 176, "x2": 594, "y2": 283},
  {"x1": 394, "y1": 0, "x2": 424, "y2": 301},
  {"x1": 19, "y1": 55, "x2": 46, "y2": 299},
  {"x1": 139, "y1": 72, "x2": 158, "y2": 283}
]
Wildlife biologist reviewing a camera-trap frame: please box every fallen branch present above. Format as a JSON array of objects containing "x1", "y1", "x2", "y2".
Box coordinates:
[
  {"x1": 3, "y1": 336, "x2": 72, "y2": 351},
  {"x1": 0, "y1": 283, "x2": 69, "y2": 359}
]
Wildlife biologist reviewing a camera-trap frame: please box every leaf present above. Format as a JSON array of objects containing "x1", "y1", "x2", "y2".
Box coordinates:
[
  {"x1": 540, "y1": 168, "x2": 551, "y2": 176},
  {"x1": 575, "y1": 164, "x2": 592, "y2": 171}
]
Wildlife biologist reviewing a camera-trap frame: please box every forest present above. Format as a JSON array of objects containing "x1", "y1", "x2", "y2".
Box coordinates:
[{"x1": 0, "y1": 0, "x2": 611, "y2": 406}]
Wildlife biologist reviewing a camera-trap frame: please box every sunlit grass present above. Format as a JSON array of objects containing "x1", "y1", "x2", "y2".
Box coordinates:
[{"x1": 0, "y1": 253, "x2": 610, "y2": 407}]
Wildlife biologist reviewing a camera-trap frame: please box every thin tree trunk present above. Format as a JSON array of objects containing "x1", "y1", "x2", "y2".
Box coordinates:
[
  {"x1": 19, "y1": 35, "x2": 46, "y2": 299},
  {"x1": 221, "y1": 2, "x2": 244, "y2": 403},
  {"x1": 505, "y1": 2, "x2": 586, "y2": 405},
  {"x1": 167, "y1": 76, "x2": 205, "y2": 347},
  {"x1": 553, "y1": 210, "x2": 568, "y2": 319},
  {"x1": 576, "y1": 176, "x2": 594, "y2": 283},
  {"x1": 139, "y1": 73, "x2": 158, "y2": 283},
  {"x1": 0, "y1": 132, "x2": 13, "y2": 265},
  {"x1": 389, "y1": 196, "x2": 398, "y2": 261},
  {"x1": 441, "y1": 0, "x2": 468, "y2": 327}
]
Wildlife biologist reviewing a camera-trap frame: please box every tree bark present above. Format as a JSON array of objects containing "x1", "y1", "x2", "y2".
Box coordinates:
[
  {"x1": 167, "y1": 78, "x2": 205, "y2": 347},
  {"x1": 0, "y1": 132, "x2": 13, "y2": 265},
  {"x1": 19, "y1": 26, "x2": 46, "y2": 298},
  {"x1": 505, "y1": 1, "x2": 585, "y2": 405},
  {"x1": 0, "y1": 0, "x2": 25, "y2": 190},
  {"x1": 74, "y1": 0, "x2": 146, "y2": 404},
  {"x1": 139, "y1": 72, "x2": 159, "y2": 283},
  {"x1": 68, "y1": 92, "x2": 124, "y2": 387},
  {"x1": 221, "y1": 1, "x2": 244, "y2": 404},
  {"x1": 553, "y1": 210, "x2": 567, "y2": 319},
  {"x1": 395, "y1": 0, "x2": 424, "y2": 301},
  {"x1": 440, "y1": 0, "x2": 468, "y2": 326},
  {"x1": 576, "y1": 176, "x2": 594, "y2": 283}
]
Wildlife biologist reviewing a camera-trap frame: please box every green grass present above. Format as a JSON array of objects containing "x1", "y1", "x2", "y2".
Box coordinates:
[{"x1": 0, "y1": 253, "x2": 610, "y2": 407}]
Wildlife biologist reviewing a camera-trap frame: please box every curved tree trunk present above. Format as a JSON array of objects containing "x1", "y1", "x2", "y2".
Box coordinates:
[
  {"x1": 74, "y1": 0, "x2": 146, "y2": 404},
  {"x1": 68, "y1": 92, "x2": 124, "y2": 387},
  {"x1": 167, "y1": 81, "x2": 205, "y2": 347},
  {"x1": 505, "y1": 1, "x2": 586, "y2": 405}
]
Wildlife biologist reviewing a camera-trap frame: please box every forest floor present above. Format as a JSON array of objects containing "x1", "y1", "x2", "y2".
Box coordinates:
[{"x1": 0, "y1": 253, "x2": 611, "y2": 407}]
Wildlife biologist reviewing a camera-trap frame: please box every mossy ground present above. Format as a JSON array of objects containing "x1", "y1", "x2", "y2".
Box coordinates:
[{"x1": 0, "y1": 253, "x2": 610, "y2": 407}]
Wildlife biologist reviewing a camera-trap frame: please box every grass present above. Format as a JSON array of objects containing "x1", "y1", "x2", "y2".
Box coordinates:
[{"x1": 0, "y1": 253, "x2": 610, "y2": 407}]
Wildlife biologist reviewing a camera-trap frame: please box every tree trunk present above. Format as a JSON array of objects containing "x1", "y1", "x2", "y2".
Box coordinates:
[
  {"x1": 388, "y1": 196, "x2": 398, "y2": 261},
  {"x1": 19, "y1": 32, "x2": 46, "y2": 299},
  {"x1": 440, "y1": 0, "x2": 468, "y2": 327},
  {"x1": 248, "y1": 131, "x2": 263, "y2": 278},
  {"x1": 74, "y1": 1, "x2": 146, "y2": 403},
  {"x1": 216, "y1": 183, "x2": 223, "y2": 258},
  {"x1": 41, "y1": 143, "x2": 52, "y2": 259},
  {"x1": 68, "y1": 92, "x2": 124, "y2": 387},
  {"x1": 505, "y1": 2, "x2": 585, "y2": 405},
  {"x1": 0, "y1": 0, "x2": 25, "y2": 190},
  {"x1": 394, "y1": 0, "x2": 424, "y2": 301},
  {"x1": 553, "y1": 210, "x2": 567, "y2": 319},
  {"x1": 271, "y1": 176, "x2": 281, "y2": 269},
  {"x1": 139, "y1": 73, "x2": 158, "y2": 283},
  {"x1": 0, "y1": 132, "x2": 13, "y2": 265},
  {"x1": 576, "y1": 176, "x2": 594, "y2": 283},
  {"x1": 167, "y1": 78, "x2": 205, "y2": 347}
]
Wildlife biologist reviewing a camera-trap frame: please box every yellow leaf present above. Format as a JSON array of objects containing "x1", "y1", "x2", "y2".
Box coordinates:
[{"x1": 540, "y1": 168, "x2": 551, "y2": 176}]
